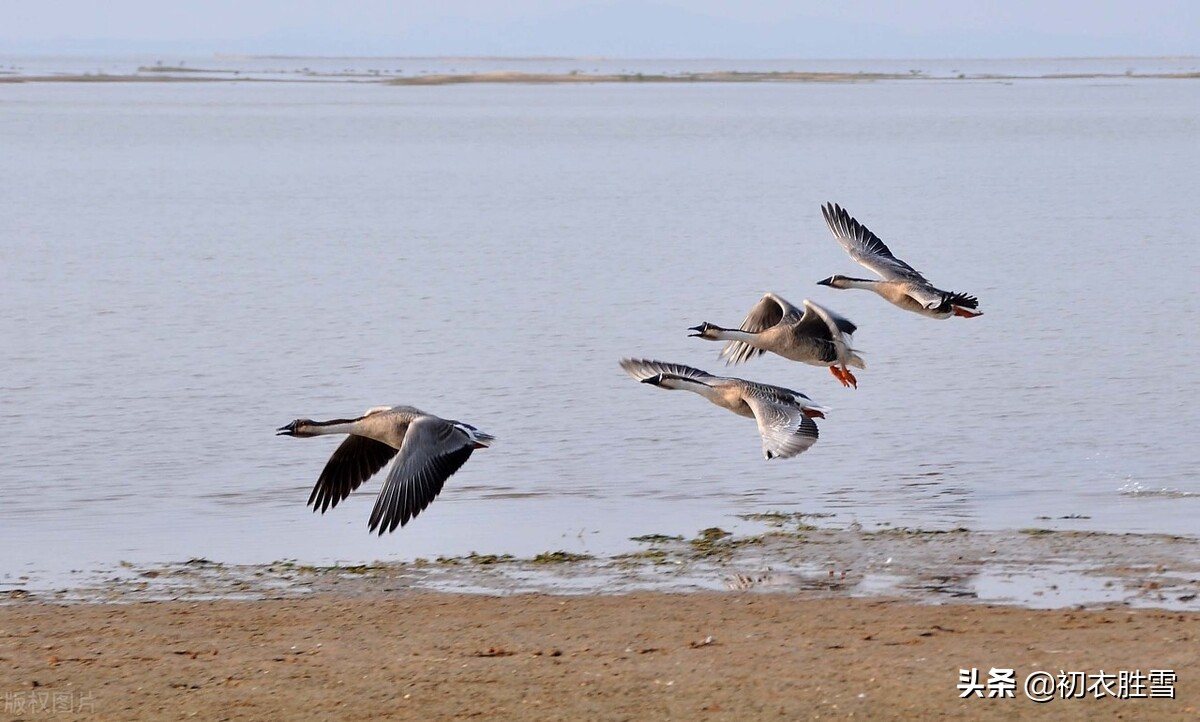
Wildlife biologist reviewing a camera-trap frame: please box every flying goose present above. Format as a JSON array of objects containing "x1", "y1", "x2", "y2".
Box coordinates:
[
  {"x1": 817, "y1": 202, "x2": 982, "y2": 319},
  {"x1": 689, "y1": 294, "x2": 866, "y2": 388},
  {"x1": 277, "y1": 405, "x2": 494, "y2": 534},
  {"x1": 619, "y1": 358, "x2": 829, "y2": 460}
]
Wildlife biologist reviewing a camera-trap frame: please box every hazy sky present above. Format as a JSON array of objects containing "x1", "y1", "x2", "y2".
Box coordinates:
[{"x1": 3, "y1": 0, "x2": 1198, "y2": 57}]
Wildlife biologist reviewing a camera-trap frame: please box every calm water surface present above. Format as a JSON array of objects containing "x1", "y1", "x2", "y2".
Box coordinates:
[{"x1": 2, "y1": 69, "x2": 1198, "y2": 587}]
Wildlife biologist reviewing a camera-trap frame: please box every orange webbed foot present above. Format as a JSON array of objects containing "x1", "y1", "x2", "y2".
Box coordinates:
[
  {"x1": 829, "y1": 366, "x2": 851, "y2": 388},
  {"x1": 953, "y1": 306, "x2": 983, "y2": 318},
  {"x1": 842, "y1": 368, "x2": 858, "y2": 389}
]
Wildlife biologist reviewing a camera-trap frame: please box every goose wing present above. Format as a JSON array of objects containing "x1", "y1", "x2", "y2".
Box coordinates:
[
  {"x1": 742, "y1": 390, "x2": 820, "y2": 460},
  {"x1": 368, "y1": 416, "x2": 476, "y2": 534},
  {"x1": 620, "y1": 358, "x2": 718, "y2": 383},
  {"x1": 801, "y1": 299, "x2": 857, "y2": 337},
  {"x1": 719, "y1": 292, "x2": 800, "y2": 366},
  {"x1": 822, "y1": 203, "x2": 927, "y2": 282},
  {"x1": 307, "y1": 435, "x2": 399, "y2": 513},
  {"x1": 795, "y1": 299, "x2": 857, "y2": 339},
  {"x1": 792, "y1": 299, "x2": 857, "y2": 362}
]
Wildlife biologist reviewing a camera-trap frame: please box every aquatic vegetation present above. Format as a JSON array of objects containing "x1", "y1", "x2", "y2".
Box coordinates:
[
  {"x1": 614, "y1": 548, "x2": 672, "y2": 564},
  {"x1": 464, "y1": 553, "x2": 516, "y2": 566},
  {"x1": 865, "y1": 527, "x2": 970, "y2": 538},
  {"x1": 532, "y1": 551, "x2": 593, "y2": 564},
  {"x1": 695, "y1": 527, "x2": 732, "y2": 543},
  {"x1": 689, "y1": 528, "x2": 765, "y2": 558},
  {"x1": 737, "y1": 511, "x2": 832, "y2": 530},
  {"x1": 630, "y1": 533, "x2": 684, "y2": 544}
]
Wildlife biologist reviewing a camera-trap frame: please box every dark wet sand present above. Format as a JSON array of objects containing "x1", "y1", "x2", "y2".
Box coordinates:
[{"x1": 1, "y1": 592, "x2": 1197, "y2": 720}]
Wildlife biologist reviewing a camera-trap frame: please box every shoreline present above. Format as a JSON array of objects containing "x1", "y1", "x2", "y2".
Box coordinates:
[{"x1": 9, "y1": 523, "x2": 1198, "y2": 611}]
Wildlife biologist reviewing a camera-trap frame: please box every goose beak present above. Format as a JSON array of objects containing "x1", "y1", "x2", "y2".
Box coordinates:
[
  {"x1": 276, "y1": 423, "x2": 297, "y2": 436},
  {"x1": 816, "y1": 277, "x2": 834, "y2": 287},
  {"x1": 687, "y1": 324, "x2": 705, "y2": 337}
]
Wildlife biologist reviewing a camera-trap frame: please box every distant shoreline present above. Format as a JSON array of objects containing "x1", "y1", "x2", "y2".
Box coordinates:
[{"x1": 2, "y1": 69, "x2": 1199, "y2": 85}]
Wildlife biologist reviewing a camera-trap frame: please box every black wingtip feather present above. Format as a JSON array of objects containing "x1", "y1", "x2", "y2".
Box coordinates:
[
  {"x1": 947, "y1": 291, "x2": 979, "y2": 309},
  {"x1": 306, "y1": 435, "x2": 398, "y2": 517},
  {"x1": 367, "y1": 444, "x2": 475, "y2": 534}
]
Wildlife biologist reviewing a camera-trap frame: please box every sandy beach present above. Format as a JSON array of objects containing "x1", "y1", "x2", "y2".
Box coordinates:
[
  {"x1": 4, "y1": 523, "x2": 1198, "y2": 719},
  {"x1": 2, "y1": 592, "x2": 1196, "y2": 721}
]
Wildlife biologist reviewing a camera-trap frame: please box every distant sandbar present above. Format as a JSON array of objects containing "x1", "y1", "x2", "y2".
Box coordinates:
[{"x1": 2, "y1": 69, "x2": 1198, "y2": 85}]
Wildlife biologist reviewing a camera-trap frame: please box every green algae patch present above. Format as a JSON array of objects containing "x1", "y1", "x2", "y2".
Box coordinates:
[
  {"x1": 532, "y1": 551, "x2": 594, "y2": 564},
  {"x1": 695, "y1": 527, "x2": 732, "y2": 543},
  {"x1": 614, "y1": 548, "x2": 672, "y2": 564},
  {"x1": 464, "y1": 553, "x2": 516, "y2": 566},
  {"x1": 689, "y1": 527, "x2": 765, "y2": 558}
]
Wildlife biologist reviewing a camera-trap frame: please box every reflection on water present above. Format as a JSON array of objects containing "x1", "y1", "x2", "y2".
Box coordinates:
[
  {"x1": 1118, "y1": 481, "x2": 1200, "y2": 499},
  {"x1": 1, "y1": 65, "x2": 1198, "y2": 587}
]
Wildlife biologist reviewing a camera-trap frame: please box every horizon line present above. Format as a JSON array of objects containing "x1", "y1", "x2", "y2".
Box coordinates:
[{"x1": 4, "y1": 50, "x2": 1198, "y2": 62}]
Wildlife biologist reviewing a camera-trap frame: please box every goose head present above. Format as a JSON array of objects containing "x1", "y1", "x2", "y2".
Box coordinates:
[
  {"x1": 817, "y1": 275, "x2": 852, "y2": 289},
  {"x1": 276, "y1": 419, "x2": 316, "y2": 437}
]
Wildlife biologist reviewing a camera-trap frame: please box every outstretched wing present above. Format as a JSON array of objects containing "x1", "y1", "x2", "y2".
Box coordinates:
[
  {"x1": 307, "y1": 435, "x2": 399, "y2": 513},
  {"x1": 791, "y1": 299, "x2": 859, "y2": 364},
  {"x1": 368, "y1": 417, "x2": 476, "y2": 534},
  {"x1": 719, "y1": 292, "x2": 800, "y2": 366},
  {"x1": 619, "y1": 358, "x2": 718, "y2": 383},
  {"x1": 822, "y1": 203, "x2": 927, "y2": 283},
  {"x1": 801, "y1": 299, "x2": 857, "y2": 337},
  {"x1": 743, "y1": 392, "x2": 820, "y2": 460}
]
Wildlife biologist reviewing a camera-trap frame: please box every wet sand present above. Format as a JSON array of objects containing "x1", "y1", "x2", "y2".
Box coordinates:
[
  {"x1": 1, "y1": 592, "x2": 1196, "y2": 720},
  {"x1": 3, "y1": 524, "x2": 1199, "y2": 720}
]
